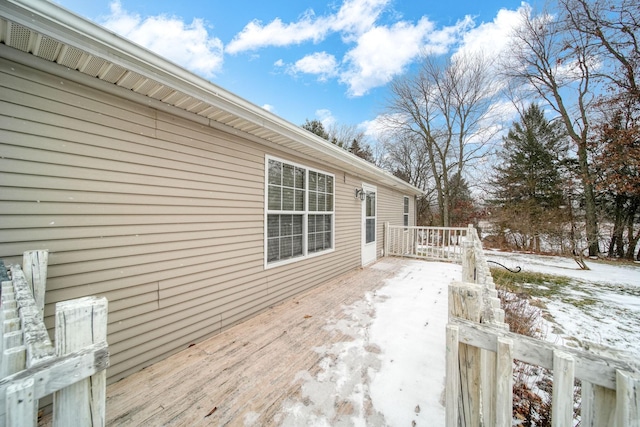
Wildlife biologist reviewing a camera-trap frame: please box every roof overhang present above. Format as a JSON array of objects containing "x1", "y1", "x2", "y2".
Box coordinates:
[{"x1": 0, "y1": 0, "x2": 423, "y2": 196}]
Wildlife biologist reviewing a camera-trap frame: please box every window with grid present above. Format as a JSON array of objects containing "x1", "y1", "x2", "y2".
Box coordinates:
[
  {"x1": 403, "y1": 196, "x2": 409, "y2": 228},
  {"x1": 266, "y1": 158, "x2": 334, "y2": 265}
]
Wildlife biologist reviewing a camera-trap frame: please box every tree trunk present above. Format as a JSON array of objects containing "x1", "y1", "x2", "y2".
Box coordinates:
[
  {"x1": 625, "y1": 198, "x2": 639, "y2": 260},
  {"x1": 577, "y1": 142, "x2": 599, "y2": 256},
  {"x1": 608, "y1": 195, "x2": 626, "y2": 258}
]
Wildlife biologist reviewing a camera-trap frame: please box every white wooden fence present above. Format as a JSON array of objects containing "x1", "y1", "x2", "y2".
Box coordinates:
[
  {"x1": 385, "y1": 224, "x2": 470, "y2": 261},
  {"x1": 0, "y1": 251, "x2": 109, "y2": 426},
  {"x1": 446, "y1": 231, "x2": 640, "y2": 427}
]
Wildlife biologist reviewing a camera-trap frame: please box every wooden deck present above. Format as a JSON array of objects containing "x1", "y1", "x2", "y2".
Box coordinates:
[{"x1": 103, "y1": 258, "x2": 413, "y2": 426}]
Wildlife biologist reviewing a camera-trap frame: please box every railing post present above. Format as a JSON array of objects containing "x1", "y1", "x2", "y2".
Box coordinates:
[
  {"x1": 616, "y1": 369, "x2": 640, "y2": 427},
  {"x1": 53, "y1": 297, "x2": 108, "y2": 427}
]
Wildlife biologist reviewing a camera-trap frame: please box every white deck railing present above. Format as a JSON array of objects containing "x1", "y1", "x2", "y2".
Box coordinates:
[
  {"x1": 0, "y1": 251, "x2": 109, "y2": 426},
  {"x1": 445, "y1": 229, "x2": 640, "y2": 427},
  {"x1": 384, "y1": 224, "x2": 470, "y2": 261}
]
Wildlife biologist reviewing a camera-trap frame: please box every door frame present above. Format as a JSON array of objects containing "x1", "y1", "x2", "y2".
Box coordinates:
[{"x1": 361, "y1": 183, "x2": 377, "y2": 266}]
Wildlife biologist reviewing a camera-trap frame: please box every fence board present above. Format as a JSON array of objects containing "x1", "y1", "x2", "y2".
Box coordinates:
[
  {"x1": 6, "y1": 378, "x2": 36, "y2": 427},
  {"x1": 445, "y1": 325, "x2": 459, "y2": 427},
  {"x1": 552, "y1": 350, "x2": 575, "y2": 427},
  {"x1": 616, "y1": 370, "x2": 640, "y2": 427},
  {"x1": 21, "y1": 251, "x2": 48, "y2": 321},
  {"x1": 449, "y1": 317, "x2": 637, "y2": 390},
  {"x1": 480, "y1": 349, "x2": 496, "y2": 427},
  {"x1": 581, "y1": 381, "x2": 616, "y2": 427},
  {"x1": 1, "y1": 347, "x2": 25, "y2": 379},
  {"x1": 445, "y1": 225, "x2": 639, "y2": 427},
  {"x1": 53, "y1": 297, "x2": 108, "y2": 427},
  {"x1": 496, "y1": 337, "x2": 513, "y2": 427},
  {"x1": 461, "y1": 240, "x2": 475, "y2": 283},
  {"x1": 0, "y1": 342, "x2": 108, "y2": 422}
]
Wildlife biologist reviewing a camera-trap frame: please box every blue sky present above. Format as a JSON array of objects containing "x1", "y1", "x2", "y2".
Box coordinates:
[{"x1": 54, "y1": 0, "x2": 528, "y2": 137}]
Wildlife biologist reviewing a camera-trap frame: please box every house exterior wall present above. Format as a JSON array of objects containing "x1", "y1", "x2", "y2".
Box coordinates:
[{"x1": 0, "y1": 55, "x2": 414, "y2": 382}]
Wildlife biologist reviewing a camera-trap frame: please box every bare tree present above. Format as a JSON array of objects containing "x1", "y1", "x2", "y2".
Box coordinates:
[
  {"x1": 378, "y1": 130, "x2": 435, "y2": 224},
  {"x1": 561, "y1": 0, "x2": 639, "y2": 102},
  {"x1": 504, "y1": 0, "x2": 639, "y2": 257},
  {"x1": 384, "y1": 52, "x2": 499, "y2": 226},
  {"x1": 503, "y1": 4, "x2": 602, "y2": 256},
  {"x1": 326, "y1": 123, "x2": 364, "y2": 148}
]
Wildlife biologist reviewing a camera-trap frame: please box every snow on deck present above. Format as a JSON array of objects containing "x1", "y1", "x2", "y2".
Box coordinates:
[{"x1": 102, "y1": 258, "x2": 459, "y2": 426}]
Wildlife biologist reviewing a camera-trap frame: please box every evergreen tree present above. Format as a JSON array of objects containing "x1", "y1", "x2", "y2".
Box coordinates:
[
  {"x1": 491, "y1": 104, "x2": 569, "y2": 251},
  {"x1": 301, "y1": 119, "x2": 329, "y2": 140},
  {"x1": 448, "y1": 175, "x2": 479, "y2": 227},
  {"x1": 348, "y1": 138, "x2": 375, "y2": 163}
]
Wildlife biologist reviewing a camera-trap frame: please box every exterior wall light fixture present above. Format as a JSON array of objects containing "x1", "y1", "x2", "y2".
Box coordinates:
[{"x1": 355, "y1": 188, "x2": 366, "y2": 201}]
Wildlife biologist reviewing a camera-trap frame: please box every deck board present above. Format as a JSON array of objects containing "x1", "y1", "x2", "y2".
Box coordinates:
[{"x1": 102, "y1": 258, "x2": 409, "y2": 426}]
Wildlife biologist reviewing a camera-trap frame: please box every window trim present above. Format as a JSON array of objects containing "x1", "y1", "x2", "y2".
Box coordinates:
[{"x1": 264, "y1": 155, "x2": 335, "y2": 269}]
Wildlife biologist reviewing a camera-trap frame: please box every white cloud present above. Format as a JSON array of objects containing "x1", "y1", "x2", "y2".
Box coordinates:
[
  {"x1": 226, "y1": 13, "x2": 330, "y2": 54},
  {"x1": 340, "y1": 16, "x2": 474, "y2": 96},
  {"x1": 225, "y1": 0, "x2": 479, "y2": 96},
  {"x1": 454, "y1": 5, "x2": 526, "y2": 62},
  {"x1": 226, "y1": 0, "x2": 390, "y2": 54},
  {"x1": 291, "y1": 52, "x2": 338, "y2": 81},
  {"x1": 330, "y1": 0, "x2": 389, "y2": 41},
  {"x1": 262, "y1": 104, "x2": 275, "y2": 112},
  {"x1": 101, "y1": 1, "x2": 224, "y2": 78},
  {"x1": 316, "y1": 109, "x2": 336, "y2": 129},
  {"x1": 359, "y1": 115, "x2": 389, "y2": 139}
]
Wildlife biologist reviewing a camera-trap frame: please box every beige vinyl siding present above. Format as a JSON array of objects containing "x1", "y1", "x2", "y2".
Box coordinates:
[{"x1": 0, "y1": 56, "x2": 367, "y2": 382}]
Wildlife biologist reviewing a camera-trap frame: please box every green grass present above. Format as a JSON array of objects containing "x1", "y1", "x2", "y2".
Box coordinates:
[
  {"x1": 491, "y1": 267, "x2": 603, "y2": 311},
  {"x1": 491, "y1": 268, "x2": 573, "y2": 298}
]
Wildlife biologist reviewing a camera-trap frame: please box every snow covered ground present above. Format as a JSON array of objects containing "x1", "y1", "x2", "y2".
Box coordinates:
[
  {"x1": 280, "y1": 259, "x2": 458, "y2": 426},
  {"x1": 485, "y1": 250, "x2": 640, "y2": 357},
  {"x1": 281, "y1": 251, "x2": 638, "y2": 426}
]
